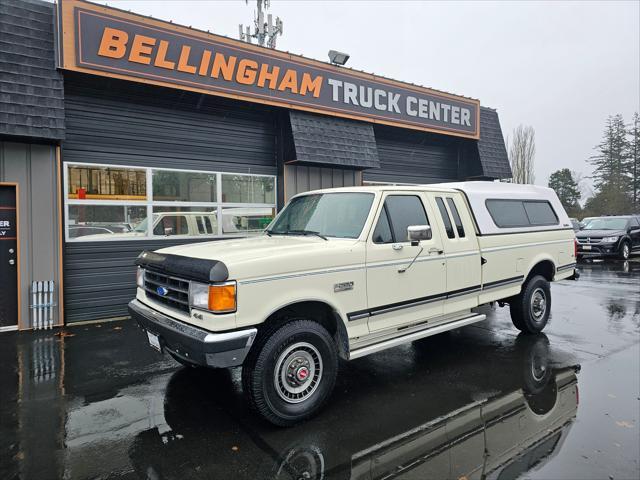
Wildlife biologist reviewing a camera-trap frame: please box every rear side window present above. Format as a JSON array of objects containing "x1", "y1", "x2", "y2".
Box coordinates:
[
  {"x1": 435, "y1": 197, "x2": 455, "y2": 239},
  {"x1": 523, "y1": 202, "x2": 558, "y2": 225},
  {"x1": 446, "y1": 198, "x2": 465, "y2": 237},
  {"x1": 373, "y1": 195, "x2": 429, "y2": 243},
  {"x1": 486, "y1": 199, "x2": 558, "y2": 228}
]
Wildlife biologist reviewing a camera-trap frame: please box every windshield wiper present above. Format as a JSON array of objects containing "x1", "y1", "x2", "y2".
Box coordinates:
[{"x1": 285, "y1": 229, "x2": 328, "y2": 241}]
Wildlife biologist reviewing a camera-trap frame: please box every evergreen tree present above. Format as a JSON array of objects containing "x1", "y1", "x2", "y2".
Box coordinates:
[
  {"x1": 629, "y1": 112, "x2": 639, "y2": 212},
  {"x1": 589, "y1": 114, "x2": 632, "y2": 195},
  {"x1": 548, "y1": 168, "x2": 581, "y2": 215}
]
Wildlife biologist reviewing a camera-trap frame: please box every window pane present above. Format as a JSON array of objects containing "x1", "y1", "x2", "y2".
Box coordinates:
[
  {"x1": 152, "y1": 206, "x2": 217, "y2": 237},
  {"x1": 486, "y1": 200, "x2": 529, "y2": 228},
  {"x1": 523, "y1": 201, "x2": 558, "y2": 225},
  {"x1": 152, "y1": 170, "x2": 216, "y2": 202},
  {"x1": 372, "y1": 208, "x2": 393, "y2": 244},
  {"x1": 270, "y1": 193, "x2": 373, "y2": 239},
  {"x1": 385, "y1": 196, "x2": 428, "y2": 242},
  {"x1": 436, "y1": 197, "x2": 455, "y2": 239},
  {"x1": 221, "y1": 175, "x2": 275, "y2": 204},
  {"x1": 68, "y1": 205, "x2": 147, "y2": 240},
  {"x1": 68, "y1": 165, "x2": 146, "y2": 200},
  {"x1": 446, "y1": 197, "x2": 465, "y2": 238},
  {"x1": 222, "y1": 207, "x2": 276, "y2": 235}
]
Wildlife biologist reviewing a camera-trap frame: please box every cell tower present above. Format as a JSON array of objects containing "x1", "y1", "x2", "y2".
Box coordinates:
[{"x1": 239, "y1": 0, "x2": 283, "y2": 49}]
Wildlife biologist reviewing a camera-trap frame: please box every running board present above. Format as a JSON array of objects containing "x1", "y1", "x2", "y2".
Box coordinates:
[{"x1": 348, "y1": 313, "x2": 486, "y2": 360}]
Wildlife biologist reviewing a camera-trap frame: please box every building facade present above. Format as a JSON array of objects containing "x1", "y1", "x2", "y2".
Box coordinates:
[{"x1": 0, "y1": 0, "x2": 511, "y2": 330}]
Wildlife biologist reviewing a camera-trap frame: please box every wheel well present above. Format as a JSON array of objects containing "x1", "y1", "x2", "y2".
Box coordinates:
[
  {"x1": 258, "y1": 301, "x2": 349, "y2": 360},
  {"x1": 526, "y1": 260, "x2": 555, "y2": 283}
]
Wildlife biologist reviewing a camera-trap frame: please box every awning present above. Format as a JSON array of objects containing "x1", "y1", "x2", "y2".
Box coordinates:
[{"x1": 288, "y1": 111, "x2": 380, "y2": 169}]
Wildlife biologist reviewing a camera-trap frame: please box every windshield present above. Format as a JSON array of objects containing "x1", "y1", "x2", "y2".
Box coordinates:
[
  {"x1": 584, "y1": 218, "x2": 628, "y2": 230},
  {"x1": 268, "y1": 192, "x2": 374, "y2": 239}
]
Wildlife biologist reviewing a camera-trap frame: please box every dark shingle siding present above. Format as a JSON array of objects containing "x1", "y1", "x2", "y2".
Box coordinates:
[
  {"x1": 289, "y1": 111, "x2": 380, "y2": 169},
  {"x1": 477, "y1": 107, "x2": 511, "y2": 179},
  {"x1": 0, "y1": 0, "x2": 64, "y2": 141}
]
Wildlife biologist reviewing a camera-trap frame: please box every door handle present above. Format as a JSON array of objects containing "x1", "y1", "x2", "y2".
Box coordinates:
[
  {"x1": 428, "y1": 247, "x2": 444, "y2": 255},
  {"x1": 392, "y1": 243, "x2": 403, "y2": 251}
]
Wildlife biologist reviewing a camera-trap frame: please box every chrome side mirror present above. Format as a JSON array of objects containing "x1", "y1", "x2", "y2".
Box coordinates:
[{"x1": 407, "y1": 225, "x2": 432, "y2": 246}]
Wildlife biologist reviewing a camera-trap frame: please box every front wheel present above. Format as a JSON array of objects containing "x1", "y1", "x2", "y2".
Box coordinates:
[
  {"x1": 619, "y1": 241, "x2": 630, "y2": 260},
  {"x1": 242, "y1": 320, "x2": 338, "y2": 427},
  {"x1": 510, "y1": 275, "x2": 551, "y2": 334}
]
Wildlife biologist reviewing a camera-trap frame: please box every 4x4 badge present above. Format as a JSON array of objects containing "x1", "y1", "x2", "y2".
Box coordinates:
[{"x1": 334, "y1": 281, "x2": 354, "y2": 293}]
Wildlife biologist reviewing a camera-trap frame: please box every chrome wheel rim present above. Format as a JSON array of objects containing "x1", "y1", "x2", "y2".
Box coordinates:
[
  {"x1": 274, "y1": 342, "x2": 323, "y2": 404},
  {"x1": 623, "y1": 244, "x2": 630, "y2": 259},
  {"x1": 530, "y1": 288, "x2": 547, "y2": 322}
]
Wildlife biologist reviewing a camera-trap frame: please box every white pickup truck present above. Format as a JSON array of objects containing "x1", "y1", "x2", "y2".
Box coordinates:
[{"x1": 129, "y1": 182, "x2": 578, "y2": 426}]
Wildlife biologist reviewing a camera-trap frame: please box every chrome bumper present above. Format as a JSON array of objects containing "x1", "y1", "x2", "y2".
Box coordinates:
[{"x1": 128, "y1": 299, "x2": 257, "y2": 368}]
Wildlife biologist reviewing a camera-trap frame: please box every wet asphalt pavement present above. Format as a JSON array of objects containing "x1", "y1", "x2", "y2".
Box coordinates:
[{"x1": 1, "y1": 260, "x2": 639, "y2": 480}]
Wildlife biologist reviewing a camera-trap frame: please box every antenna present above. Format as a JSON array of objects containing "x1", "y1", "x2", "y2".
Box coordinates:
[{"x1": 239, "y1": 0, "x2": 283, "y2": 48}]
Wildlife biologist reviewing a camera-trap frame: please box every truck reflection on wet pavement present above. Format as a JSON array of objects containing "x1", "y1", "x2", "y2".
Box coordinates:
[{"x1": 1, "y1": 259, "x2": 638, "y2": 480}]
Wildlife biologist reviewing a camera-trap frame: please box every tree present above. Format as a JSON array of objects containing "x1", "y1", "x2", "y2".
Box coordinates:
[
  {"x1": 548, "y1": 168, "x2": 581, "y2": 215},
  {"x1": 583, "y1": 183, "x2": 632, "y2": 217},
  {"x1": 629, "y1": 112, "x2": 639, "y2": 212},
  {"x1": 507, "y1": 125, "x2": 536, "y2": 184},
  {"x1": 589, "y1": 114, "x2": 631, "y2": 194}
]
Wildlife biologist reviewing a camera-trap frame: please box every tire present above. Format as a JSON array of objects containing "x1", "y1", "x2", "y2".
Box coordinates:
[
  {"x1": 242, "y1": 320, "x2": 338, "y2": 427},
  {"x1": 619, "y1": 241, "x2": 630, "y2": 260},
  {"x1": 509, "y1": 275, "x2": 551, "y2": 334}
]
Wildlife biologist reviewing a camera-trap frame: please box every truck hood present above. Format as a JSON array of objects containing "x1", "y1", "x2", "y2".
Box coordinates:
[{"x1": 154, "y1": 235, "x2": 362, "y2": 281}]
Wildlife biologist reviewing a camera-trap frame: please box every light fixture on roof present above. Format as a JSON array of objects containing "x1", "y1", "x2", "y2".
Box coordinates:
[{"x1": 328, "y1": 50, "x2": 350, "y2": 66}]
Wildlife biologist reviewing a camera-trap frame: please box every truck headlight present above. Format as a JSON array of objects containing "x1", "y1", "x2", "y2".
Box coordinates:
[
  {"x1": 189, "y1": 281, "x2": 237, "y2": 313},
  {"x1": 602, "y1": 236, "x2": 618, "y2": 243},
  {"x1": 136, "y1": 267, "x2": 145, "y2": 288}
]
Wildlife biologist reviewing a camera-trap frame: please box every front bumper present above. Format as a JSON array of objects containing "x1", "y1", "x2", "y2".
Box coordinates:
[
  {"x1": 128, "y1": 299, "x2": 257, "y2": 368},
  {"x1": 576, "y1": 243, "x2": 620, "y2": 258}
]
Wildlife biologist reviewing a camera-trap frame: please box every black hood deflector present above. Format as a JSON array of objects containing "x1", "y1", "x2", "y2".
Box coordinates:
[{"x1": 135, "y1": 251, "x2": 229, "y2": 283}]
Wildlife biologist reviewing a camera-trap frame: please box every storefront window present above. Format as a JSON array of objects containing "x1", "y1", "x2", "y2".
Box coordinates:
[
  {"x1": 68, "y1": 205, "x2": 147, "y2": 239},
  {"x1": 68, "y1": 166, "x2": 146, "y2": 200},
  {"x1": 221, "y1": 174, "x2": 275, "y2": 204},
  {"x1": 221, "y1": 207, "x2": 276, "y2": 235},
  {"x1": 65, "y1": 163, "x2": 276, "y2": 241},
  {"x1": 152, "y1": 170, "x2": 217, "y2": 202}
]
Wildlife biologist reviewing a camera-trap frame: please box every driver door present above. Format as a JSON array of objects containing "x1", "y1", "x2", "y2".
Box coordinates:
[{"x1": 365, "y1": 192, "x2": 446, "y2": 332}]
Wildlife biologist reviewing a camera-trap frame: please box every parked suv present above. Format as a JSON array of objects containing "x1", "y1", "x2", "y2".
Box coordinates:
[
  {"x1": 129, "y1": 182, "x2": 577, "y2": 425},
  {"x1": 576, "y1": 215, "x2": 640, "y2": 260}
]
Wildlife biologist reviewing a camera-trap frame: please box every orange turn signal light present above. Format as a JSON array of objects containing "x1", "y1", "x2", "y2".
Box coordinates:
[{"x1": 208, "y1": 284, "x2": 236, "y2": 312}]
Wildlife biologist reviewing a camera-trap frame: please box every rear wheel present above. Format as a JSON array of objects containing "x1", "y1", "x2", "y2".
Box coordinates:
[
  {"x1": 510, "y1": 275, "x2": 551, "y2": 334},
  {"x1": 242, "y1": 320, "x2": 338, "y2": 427}
]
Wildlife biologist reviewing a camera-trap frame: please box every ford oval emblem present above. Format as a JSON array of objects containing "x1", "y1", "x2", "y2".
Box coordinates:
[{"x1": 156, "y1": 286, "x2": 169, "y2": 296}]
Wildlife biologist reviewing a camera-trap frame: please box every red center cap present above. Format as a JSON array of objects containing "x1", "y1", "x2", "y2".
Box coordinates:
[{"x1": 297, "y1": 367, "x2": 309, "y2": 381}]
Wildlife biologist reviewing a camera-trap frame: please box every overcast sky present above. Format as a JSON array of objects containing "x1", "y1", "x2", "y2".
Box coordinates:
[{"x1": 94, "y1": 0, "x2": 639, "y2": 194}]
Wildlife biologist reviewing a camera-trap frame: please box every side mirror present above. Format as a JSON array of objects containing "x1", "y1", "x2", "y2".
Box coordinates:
[
  {"x1": 164, "y1": 227, "x2": 174, "y2": 236},
  {"x1": 407, "y1": 225, "x2": 432, "y2": 246}
]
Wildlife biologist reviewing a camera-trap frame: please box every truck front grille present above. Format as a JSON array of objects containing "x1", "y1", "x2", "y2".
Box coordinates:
[
  {"x1": 144, "y1": 270, "x2": 190, "y2": 314},
  {"x1": 577, "y1": 237, "x2": 602, "y2": 244}
]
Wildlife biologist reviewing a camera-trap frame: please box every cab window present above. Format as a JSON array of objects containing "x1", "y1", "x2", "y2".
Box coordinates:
[
  {"x1": 373, "y1": 195, "x2": 429, "y2": 244},
  {"x1": 446, "y1": 197, "x2": 466, "y2": 238},
  {"x1": 435, "y1": 197, "x2": 455, "y2": 239}
]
